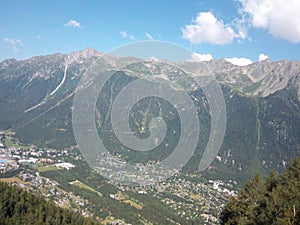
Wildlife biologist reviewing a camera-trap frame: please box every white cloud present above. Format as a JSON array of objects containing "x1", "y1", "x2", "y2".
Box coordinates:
[
  {"x1": 15, "y1": 39, "x2": 24, "y2": 46},
  {"x1": 12, "y1": 46, "x2": 18, "y2": 53},
  {"x1": 258, "y1": 53, "x2": 268, "y2": 61},
  {"x1": 64, "y1": 20, "x2": 81, "y2": 28},
  {"x1": 4, "y1": 37, "x2": 24, "y2": 53},
  {"x1": 190, "y1": 52, "x2": 213, "y2": 62},
  {"x1": 4, "y1": 37, "x2": 15, "y2": 45},
  {"x1": 182, "y1": 12, "x2": 246, "y2": 45},
  {"x1": 145, "y1": 33, "x2": 154, "y2": 40},
  {"x1": 120, "y1": 31, "x2": 128, "y2": 38},
  {"x1": 120, "y1": 31, "x2": 135, "y2": 40},
  {"x1": 238, "y1": 0, "x2": 300, "y2": 42},
  {"x1": 225, "y1": 57, "x2": 253, "y2": 66}
]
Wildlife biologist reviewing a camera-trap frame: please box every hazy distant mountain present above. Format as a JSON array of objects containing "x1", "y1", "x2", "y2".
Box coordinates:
[{"x1": 0, "y1": 48, "x2": 299, "y2": 183}]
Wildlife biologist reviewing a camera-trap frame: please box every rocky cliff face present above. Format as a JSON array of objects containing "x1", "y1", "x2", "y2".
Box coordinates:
[{"x1": 179, "y1": 59, "x2": 300, "y2": 99}]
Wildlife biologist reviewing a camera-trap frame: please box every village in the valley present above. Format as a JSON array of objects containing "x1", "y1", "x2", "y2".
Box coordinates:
[{"x1": 0, "y1": 130, "x2": 236, "y2": 224}]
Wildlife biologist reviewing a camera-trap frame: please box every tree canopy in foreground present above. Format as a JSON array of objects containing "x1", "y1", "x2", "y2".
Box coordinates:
[
  {"x1": 0, "y1": 181, "x2": 98, "y2": 225},
  {"x1": 220, "y1": 156, "x2": 300, "y2": 225}
]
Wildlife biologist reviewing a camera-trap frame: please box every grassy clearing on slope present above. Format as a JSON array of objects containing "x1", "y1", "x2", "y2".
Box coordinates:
[
  {"x1": 0, "y1": 177, "x2": 29, "y2": 184},
  {"x1": 69, "y1": 180, "x2": 103, "y2": 197},
  {"x1": 36, "y1": 165, "x2": 59, "y2": 172},
  {"x1": 1, "y1": 130, "x2": 31, "y2": 149}
]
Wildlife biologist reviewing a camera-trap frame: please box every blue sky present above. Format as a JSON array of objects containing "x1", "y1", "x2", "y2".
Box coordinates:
[{"x1": 1, "y1": 0, "x2": 300, "y2": 65}]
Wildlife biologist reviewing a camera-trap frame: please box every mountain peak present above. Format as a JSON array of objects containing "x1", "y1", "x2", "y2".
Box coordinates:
[{"x1": 68, "y1": 48, "x2": 102, "y2": 59}]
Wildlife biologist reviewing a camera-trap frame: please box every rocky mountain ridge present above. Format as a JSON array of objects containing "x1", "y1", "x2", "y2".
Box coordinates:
[{"x1": 2, "y1": 48, "x2": 299, "y2": 99}]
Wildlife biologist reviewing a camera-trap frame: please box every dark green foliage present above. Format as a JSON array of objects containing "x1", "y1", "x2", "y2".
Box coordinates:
[
  {"x1": 0, "y1": 181, "x2": 98, "y2": 225},
  {"x1": 220, "y1": 156, "x2": 300, "y2": 225}
]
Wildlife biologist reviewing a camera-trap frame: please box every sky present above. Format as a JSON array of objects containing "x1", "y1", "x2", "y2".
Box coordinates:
[{"x1": 1, "y1": 0, "x2": 300, "y2": 65}]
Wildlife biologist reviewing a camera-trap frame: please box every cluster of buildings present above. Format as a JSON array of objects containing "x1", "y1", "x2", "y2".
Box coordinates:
[
  {"x1": 0, "y1": 132, "x2": 94, "y2": 216},
  {"x1": 0, "y1": 131, "x2": 237, "y2": 224},
  {"x1": 14, "y1": 171, "x2": 93, "y2": 217},
  {"x1": 0, "y1": 132, "x2": 19, "y2": 173},
  {"x1": 94, "y1": 153, "x2": 179, "y2": 186},
  {"x1": 0, "y1": 132, "x2": 76, "y2": 172},
  {"x1": 154, "y1": 176, "x2": 236, "y2": 223},
  {"x1": 0, "y1": 157, "x2": 19, "y2": 173},
  {"x1": 114, "y1": 175, "x2": 236, "y2": 224}
]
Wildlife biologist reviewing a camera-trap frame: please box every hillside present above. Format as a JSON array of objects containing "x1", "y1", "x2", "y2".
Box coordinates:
[
  {"x1": 0, "y1": 49, "x2": 299, "y2": 183},
  {"x1": 0, "y1": 181, "x2": 98, "y2": 225}
]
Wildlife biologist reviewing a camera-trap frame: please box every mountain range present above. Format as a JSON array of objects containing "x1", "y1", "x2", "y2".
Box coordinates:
[{"x1": 0, "y1": 48, "x2": 299, "y2": 183}]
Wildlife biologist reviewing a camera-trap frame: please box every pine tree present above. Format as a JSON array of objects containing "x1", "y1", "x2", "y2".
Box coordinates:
[
  {"x1": 0, "y1": 181, "x2": 99, "y2": 225},
  {"x1": 220, "y1": 156, "x2": 300, "y2": 225}
]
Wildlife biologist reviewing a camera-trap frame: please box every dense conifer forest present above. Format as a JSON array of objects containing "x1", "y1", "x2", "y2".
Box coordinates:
[
  {"x1": 220, "y1": 156, "x2": 300, "y2": 225},
  {"x1": 0, "y1": 181, "x2": 98, "y2": 225}
]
